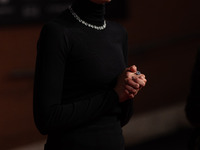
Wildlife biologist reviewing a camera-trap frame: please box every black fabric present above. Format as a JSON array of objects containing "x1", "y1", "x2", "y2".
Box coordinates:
[
  {"x1": 185, "y1": 49, "x2": 200, "y2": 150},
  {"x1": 33, "y1": 1, "x2": 133, "y2": 150},
  {"x1": 72, "y1": 0, "x2": 105, "y2": 26},
  {"x1": 185, "y1": 49, "x2": 200, "y2": 125}
]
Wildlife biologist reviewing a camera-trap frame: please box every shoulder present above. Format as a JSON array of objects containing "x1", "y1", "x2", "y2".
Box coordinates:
[
  {"x1": 39, "y1": 18, "x2": 72, "y2": 47},
  {"x1": 106, "y1": 21, "x2": 128, "y2": 45},
  {"x1": 37, "y1": 22, "x2": 66, "y2": 49},
  {"x1": 107, "y1": 21, "x2": 127, "y2": 34},
  {"x1": 106, "y1": 21, "x2": 128, "y2": 41},
  {"x1": 40, "y1": 21, "x2": 65, "y2": 38},
  {"x1": 40, "y1": 10, "x2": 73, "y2": 37}
]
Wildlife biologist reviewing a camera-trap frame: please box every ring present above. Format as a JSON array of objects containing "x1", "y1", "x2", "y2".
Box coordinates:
[{"x1": 135, "y1": 71, "x2": 141, "y2": 75}]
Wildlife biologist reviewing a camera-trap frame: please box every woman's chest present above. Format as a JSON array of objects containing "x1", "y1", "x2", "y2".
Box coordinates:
[{"x1": 64, "y1": 30, "x2": 126, "y2": 86}]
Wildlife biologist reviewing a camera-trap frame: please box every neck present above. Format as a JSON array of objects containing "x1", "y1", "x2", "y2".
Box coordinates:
[{"x1": 71, "y1": 0, "x2": 105, "y2": 26}]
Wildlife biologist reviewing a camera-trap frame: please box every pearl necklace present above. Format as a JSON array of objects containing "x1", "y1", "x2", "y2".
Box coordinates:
[{"x1": 69, "y1": 7, "x2": 106, "y2": 30}]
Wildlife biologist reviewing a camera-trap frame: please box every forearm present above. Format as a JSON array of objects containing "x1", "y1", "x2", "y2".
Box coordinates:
[{"x1": 33, "y1": 88, "x2": 119, "y2": 134}]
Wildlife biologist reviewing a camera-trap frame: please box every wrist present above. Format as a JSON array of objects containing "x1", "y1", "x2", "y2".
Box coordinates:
[{"x1": 113, "y1": 88, "x2": 127, "y2": 103}]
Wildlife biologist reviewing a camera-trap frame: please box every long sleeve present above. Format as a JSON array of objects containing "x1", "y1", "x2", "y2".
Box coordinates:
[
  {"x1": 185, "y1": 49, "x2": 200, "y2": 126},
  {"x1": 33, "y1": 23, "x2": 119, "y2": 135},
  {"x1": 119, "y1": 30, "x2": 134, "y2": 127}
]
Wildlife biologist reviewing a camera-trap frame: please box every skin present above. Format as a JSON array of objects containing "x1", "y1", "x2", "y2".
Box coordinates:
[
  {"x1": 114, "y1": 65, "x2": 147, "y2": 102},
  {"x1": 89, "y1": 0, "x2": 147, "y2": 102}
]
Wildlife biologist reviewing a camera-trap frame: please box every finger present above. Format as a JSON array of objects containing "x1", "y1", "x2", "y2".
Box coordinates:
[
  {"x1": 129, "y1": 65, "x2": 137, "y2": 73},
  {"x1": 139, "y1": 75, "x2": 147, "y2": 83},
  {"x1": 129, "y1": 94, "x2": 135, "y2": 99},
  {"x1": 138, "y1": 74, "x2": 145, "y2": 79},
  {"x1": 125, "y1": 78, "x2": 140, "y2": 89},
  {"x1": 126, "y1": 71, "x2": 137, "y2": 79},
  {"x1": 132, "y1": 74, "x2": 147, "y2": 83},
  {"x1": 128, "y1": 72, "x2": 145, "y2": 79},
  {"x1": 125, "y1": 89, "x2": 134, "y2": 98},
  {"x1": 142, "y1": 78, "x2": 147, "y2": 83},
  {"x1": 133, "y1": 77, "x2": 146, "y2": 87},
  {"x1": 125, "y1": 89, "x2": 130, "y2": 95},
  {"x1": 138, "y1": 79, "x2": 146, "y2": 87},
  {"x1": 125, "y1": 84, "x2": 138, "y2": 94}
]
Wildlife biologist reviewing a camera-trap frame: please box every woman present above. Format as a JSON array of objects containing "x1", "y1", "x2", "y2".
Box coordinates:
[{"x1": 33, "y1": 0, "x2": 147, "y2": 149}]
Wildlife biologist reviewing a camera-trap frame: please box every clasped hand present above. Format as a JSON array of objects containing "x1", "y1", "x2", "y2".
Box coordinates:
[{"x1": 114, "y1": 65, "x2": 147, "y2": 103}]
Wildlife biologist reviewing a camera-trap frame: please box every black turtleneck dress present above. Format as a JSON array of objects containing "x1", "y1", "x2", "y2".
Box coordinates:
[{"x1": 33, "y1": 1, "x2": 133, "y2": 150}]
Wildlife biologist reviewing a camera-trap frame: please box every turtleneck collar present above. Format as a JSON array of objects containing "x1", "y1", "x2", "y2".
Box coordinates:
[{"x1": 71, "y1": 0, "x2": 105, "y2": 26}]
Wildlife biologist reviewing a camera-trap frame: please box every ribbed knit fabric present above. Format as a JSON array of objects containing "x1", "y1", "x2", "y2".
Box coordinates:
[
  {"x1": 33, "y1": 1, "x2": 133, "y2": 150},
  {"x1": 72, "y1": 0, "x2": 105, "y2": 26}
]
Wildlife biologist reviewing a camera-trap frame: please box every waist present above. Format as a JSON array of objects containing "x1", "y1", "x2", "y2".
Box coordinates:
[
  {"x1": 50, "y1": 115, "x2": 121, "y2": 135},
  {"x1": 46, "y1": 116, "x2": 123, "y2": 149}
]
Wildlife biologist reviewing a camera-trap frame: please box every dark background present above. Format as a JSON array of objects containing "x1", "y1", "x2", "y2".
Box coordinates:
[
  {"x1": 0, "y1": 0, "x2": 200, "y2": 149},
  {"x1": 0, "y1": 0, "x2": 127, "y2": 25}
]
